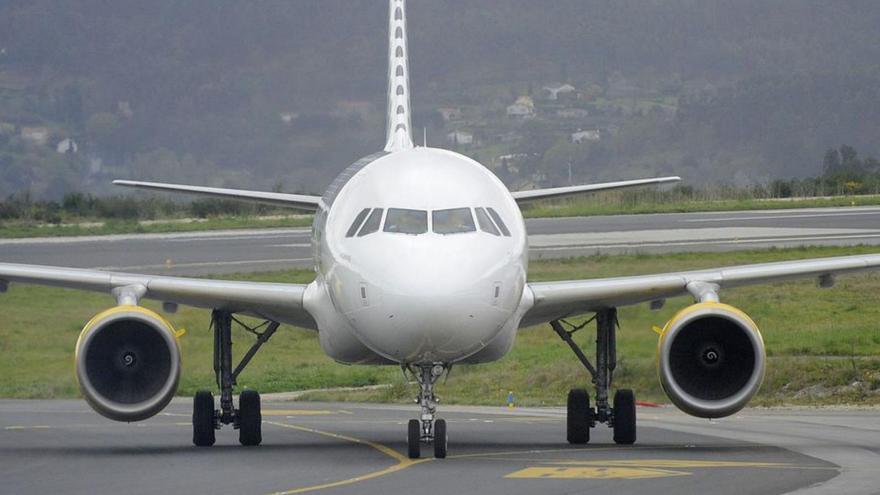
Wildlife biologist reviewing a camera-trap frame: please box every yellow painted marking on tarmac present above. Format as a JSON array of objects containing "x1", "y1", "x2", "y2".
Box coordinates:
[
  {"x1": 551, "y1": 459, "x2": 791, "y2": 469},
  {"x1": 265, "y1": 421, "x2": 430, "y2": 495},
  {"x1": 4, "y1": 425, "x2": 51, "y2": 430},
  {"x1": 507, "y1": 466, "x2": 690, "y2": 480},
  {"x1": 447, "y1": 446, "x2": 642, "y2": 460},
  {"x1": 261, "y1": 409, "x2": 338, "y2": 417}
]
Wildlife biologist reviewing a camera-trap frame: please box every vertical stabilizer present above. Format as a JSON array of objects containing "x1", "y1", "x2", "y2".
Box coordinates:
[{"x1": 383, "y1": 0, "x2": 415, "y2": 152}]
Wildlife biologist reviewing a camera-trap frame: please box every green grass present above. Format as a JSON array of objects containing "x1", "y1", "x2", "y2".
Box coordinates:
[
  {"x1": 1, "y1": 245, "x2": 879, "y2": 407},
  {"x1": 0, "y1": 215, "x2": 313, "y2": 238}
]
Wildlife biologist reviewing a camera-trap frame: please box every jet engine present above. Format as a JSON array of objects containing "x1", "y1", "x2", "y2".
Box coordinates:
[
  {"x1": 657, "y1": 302, "x2": 765, "y2": 418},
  {"x1": 75, "y1": 306, "x2": 181, "y2": 422}
]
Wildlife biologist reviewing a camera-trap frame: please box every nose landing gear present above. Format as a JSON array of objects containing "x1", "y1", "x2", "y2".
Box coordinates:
[{"x1": 405, "y1": 364, "x2": 448, "y2": 459}]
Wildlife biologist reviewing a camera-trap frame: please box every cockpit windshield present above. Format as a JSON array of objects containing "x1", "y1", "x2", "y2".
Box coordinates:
[
  {"x1": 346, "y1": 206, "x2": 510, "y2": 238},
  {"x1": 432, "y1": 208, "x2": 476, "y2": 235},
  {"x1": 384, "y1": 208, "x2": 428, "y2": 235}
]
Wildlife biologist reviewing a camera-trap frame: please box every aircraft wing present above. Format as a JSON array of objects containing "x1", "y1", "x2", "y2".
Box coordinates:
[
  {"x1": 0, "y1": 263, "x2": 317, "y2": 330},
  {"x1": 521, "y1": 253, "x2": 880, "y2": 327},
  {"x1": 113, "y1": 180, "x2": 322, "y2": 211},
  {"x1": 511, "y1": 176, "x2": 680, "y2": 203}
]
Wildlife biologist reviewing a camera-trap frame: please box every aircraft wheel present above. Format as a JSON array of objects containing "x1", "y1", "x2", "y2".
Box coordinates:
[
  {"x1": 407, "y1": 419, "x2": 421, "y2": 459},
  {"x1": 193, "y1": 390, "x2": 216, "y2": 447},
  {"x1": 239, "y1": 390, "x2": 262, "y2": 446},
  {"x1": 433, "y1": 419, "x2": 447, "y2": 459},
  {"x1": 567, "y1": 388, "x2": 591, "y2": 444},
  {"x1": 613, "y1": 389, "x2": 637, "y2": 445}
]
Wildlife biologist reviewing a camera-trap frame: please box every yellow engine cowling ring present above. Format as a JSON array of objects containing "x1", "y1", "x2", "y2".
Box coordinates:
[
  {"x1": 75, "y1": 306, "x2": 181, "y2": 422},
  {"x1": 657, "y1": 302, "x2": 765, "y2": 419}
]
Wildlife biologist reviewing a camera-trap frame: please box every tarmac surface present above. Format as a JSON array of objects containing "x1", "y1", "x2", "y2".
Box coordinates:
[
  {"x1": 2, "y1": 399, "x2": 877, "y2": 495},
  {"x1": 1, "y1": 206, "x2": 879, "y2": 275}
]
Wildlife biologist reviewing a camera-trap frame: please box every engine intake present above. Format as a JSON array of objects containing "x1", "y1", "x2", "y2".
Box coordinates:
[
  {"x1": 75, "y1": 306, "x2": 181, "y2": 422},
  {"x1": 657, "y1": 302, "x2": 765, "y2": 418}
]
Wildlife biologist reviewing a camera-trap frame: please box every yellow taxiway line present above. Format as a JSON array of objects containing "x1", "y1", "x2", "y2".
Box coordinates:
[{"x1": 265, "y1": 421, "x2": 431, "y2": 495}]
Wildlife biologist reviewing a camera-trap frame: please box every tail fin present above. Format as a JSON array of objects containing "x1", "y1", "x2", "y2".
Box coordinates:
[{"x1": 383, "y1": 0, "x2": 414, "y2": 152}]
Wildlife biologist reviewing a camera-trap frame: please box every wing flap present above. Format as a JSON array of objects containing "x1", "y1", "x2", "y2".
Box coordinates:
[
  {"x1": 113, "y1": 180, "x2": 322, "y2": 211},
  {"x1": 522, "y1": 253, "x2": 880, "y2": 328}
]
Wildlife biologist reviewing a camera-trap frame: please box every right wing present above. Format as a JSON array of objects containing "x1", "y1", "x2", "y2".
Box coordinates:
[
  {"x1": 521, "y1": 253, "x2": 880, "y2": 328},
  {"x1": 511, "y1": 176, "x2": 680, "y2": 203},
  {"x1": 0, "y1": 263, "x2": 317, "y2": 330},
  {"x1": 113, "y1": 180, "x2": 322, "y2": 211}
]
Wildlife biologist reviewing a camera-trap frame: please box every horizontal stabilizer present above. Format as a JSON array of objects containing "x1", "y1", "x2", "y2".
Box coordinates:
[
  {"x1": 511, "y1": 176, "x2": 681, "y2": 203},
  {"x1": 113, "y1": 180, "x2": 322, "y2": 211}
]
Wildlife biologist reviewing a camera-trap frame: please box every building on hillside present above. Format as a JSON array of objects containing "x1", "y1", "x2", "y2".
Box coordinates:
[
  {"x1": 21, "y1": 126, "x2": 49, "y2": 145},
  {"x1": 447, "y1": 130, "x2": 474, "y2": 146},
  {"x1": 542, "y1": 83, "x2": 577, "y2": 101},
  {"x1": 56, "y1": 138, "x2": 78, "y2": 154},
  {"x1": 571, "y1": 129, "x2": 601, "y2": 144},
  {"x1": 279, "y1": 112, "x2": 299, "y2": 124},
  {"x1": 437, "y1": 107, "x2": 463, "y2": 122},
  {"x1": 506, "y1": 96, "x2": 535, "y2": 118},
  {"x1": 557, "y1": 108, "x2": 590, "y2": 119}
]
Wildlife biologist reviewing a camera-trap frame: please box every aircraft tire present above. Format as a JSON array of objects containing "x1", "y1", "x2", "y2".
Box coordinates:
[
  {"x1": 613, "y1": 389, "x2": 637, "y2": 445},
  {"x1": 238, "y1": 390, "x2": 262, "y2": 446},
  {"x1": 433, "y1": 419, "x2": 447, "y2": 459},
  {"x1": 193, "y1": 390, "x2": 216, "y2": 447},
  {"x1": 567, "y1": 388, "x2": 591, "y2": 444},
  {"x1": 407, "y1": 419, "x2": 421, "y2": 459}
]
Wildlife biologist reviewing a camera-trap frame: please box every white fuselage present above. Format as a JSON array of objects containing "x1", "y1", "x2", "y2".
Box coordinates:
[{"x1": 303, "y1": 147, "x2": 530, "y2": 366}]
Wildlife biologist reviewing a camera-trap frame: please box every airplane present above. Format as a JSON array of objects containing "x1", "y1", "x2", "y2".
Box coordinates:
[{"x1": 2, "y1": 0, "x2": 879, "y2": 461}]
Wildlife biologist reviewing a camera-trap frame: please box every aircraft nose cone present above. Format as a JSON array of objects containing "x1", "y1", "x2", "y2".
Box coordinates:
[{"x1": 356, "y1": 292, "x2": 510, "y2": 363}]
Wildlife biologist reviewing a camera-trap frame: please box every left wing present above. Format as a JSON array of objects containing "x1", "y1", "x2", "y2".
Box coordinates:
[
  {"x1": 521, "y1": 253, "x2": 880, "y2": 327},
  {"x1": 113, "y1": 180, "x2": 322, "y2": 211},
  {"x1": 0, "y1": 263, "x2": 317, "y2": 329},
  {"x1": 511, "y1": 176, "x2": 680, "y2": 203}
]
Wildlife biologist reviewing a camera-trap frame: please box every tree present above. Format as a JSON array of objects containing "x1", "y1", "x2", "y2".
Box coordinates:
[{"x1": 822, "y1": 148, "x2": 840, "y2": 175}]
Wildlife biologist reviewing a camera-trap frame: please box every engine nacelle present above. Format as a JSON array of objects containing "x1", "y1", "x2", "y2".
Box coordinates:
[
  {"x1": 75, "y1": 306, "x2": 181, "y2": 422},
  {"x1": 657, "y1": 302, "x2": 765, "y2": 418}
]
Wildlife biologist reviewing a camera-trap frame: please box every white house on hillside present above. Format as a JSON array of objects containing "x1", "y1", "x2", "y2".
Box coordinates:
[
  {"x1": 543, "y1": 83, "x2": 576, "y2": 101},
  {"x1": 506, "y1": 96, "x2": 535, "y2": 118},
  {"x1": 571, "y1": 129, "x2": 601, "y2": 144}
]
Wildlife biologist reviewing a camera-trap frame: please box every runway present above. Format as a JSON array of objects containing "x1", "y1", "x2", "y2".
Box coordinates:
[
  {"x1": 1, "y1": 206, "x2": 879, "y2": 275},
  {"x1": 2, "y1": 399, "x2": 877, "y2": 495}
]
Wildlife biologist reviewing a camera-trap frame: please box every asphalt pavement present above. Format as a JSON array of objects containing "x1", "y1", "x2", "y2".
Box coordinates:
[{"x1": 3, "y1": 399, "x2": 875, "y2": 495}]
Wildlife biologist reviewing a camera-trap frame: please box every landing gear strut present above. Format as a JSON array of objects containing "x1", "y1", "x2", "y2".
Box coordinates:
[
  {"x1": 406, "y1": 364, "x2": 448, "y2": 459},
  {"x1": 551, "y1": 307, "x2": 636, "y2": 445},
  {"x1": 193, "y1": 310, "x2": 279, "y2": 447}
]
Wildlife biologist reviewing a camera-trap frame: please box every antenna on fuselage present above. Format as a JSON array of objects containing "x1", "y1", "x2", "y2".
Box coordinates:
[
  {"x1": 423, "y1": 127, "x2": 427, "y2": 147},
  {"x1": 383, "y1": 0, "x2": 415, "y2": 153}
]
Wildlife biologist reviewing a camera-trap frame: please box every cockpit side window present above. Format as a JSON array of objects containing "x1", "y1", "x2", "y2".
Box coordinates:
[
  {"x1": 475, "y1": 207, "x2": 500, "y2": 236},
  {"x1": 486, "y1": 208, "x2": 511, "y2": 236},
  {"x1": 433, "y1": 208, "x2": 476, "y2": 235},
  {"x1": 357, "y1": 208, "x2": 384, "y2": 237},
  {"x1": 384, "y1": 208, "x2": 428, "y2": 235},
  {"x1": 345, "y1": 208, "x2": 371, "y2": 238}
]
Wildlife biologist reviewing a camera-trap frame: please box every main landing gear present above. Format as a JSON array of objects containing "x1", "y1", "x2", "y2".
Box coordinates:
[
  {"x1": 193, "y1": 310, "x2": 280, "y2": 447},
  {"x1": 405, "y1": 364, "x2": 448, "y2": 459},
  {"x1": 551, "y1": 307, "x2": 637, "y2": 445}
]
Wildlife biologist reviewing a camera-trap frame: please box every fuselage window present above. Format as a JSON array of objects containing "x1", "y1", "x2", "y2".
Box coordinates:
[
  {"x1": 357, "y1": 208, "x2": 384, "y2": 237},
  {"x1": 346, "y1": 208, "x2": 371, "y2": 238},
  {"x1": 487, "y1": 207, "x2": 511, "y2": 236},
  {"x1": 433, "y1": 208, "x2": 476, "y2": 235},
  {"x1": 475, "y1": 207, "x2": 500, "y2": 236},
  {"x1": 384, "y1": 208, "x2": 427, "y2": 235}
]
